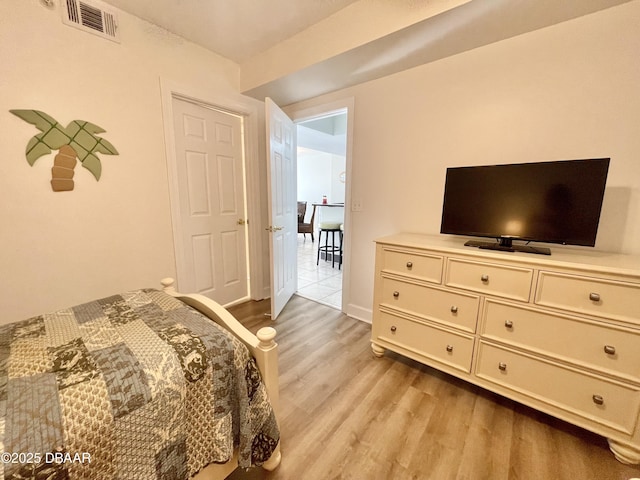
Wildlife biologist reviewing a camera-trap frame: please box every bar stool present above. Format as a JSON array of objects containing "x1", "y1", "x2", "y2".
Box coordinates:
[{"x1": 317, "y1": 222, "x2": 342, "y2": 268}]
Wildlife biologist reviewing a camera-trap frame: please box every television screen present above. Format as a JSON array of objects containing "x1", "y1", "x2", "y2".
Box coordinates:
[{"x1": 440, "y1": 158, "x2": 610, "y2": 254}]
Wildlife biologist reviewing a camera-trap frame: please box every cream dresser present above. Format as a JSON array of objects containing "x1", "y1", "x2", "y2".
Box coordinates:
[{"x1": 371, "y1": 233, "x2": 640, "y2": 464}]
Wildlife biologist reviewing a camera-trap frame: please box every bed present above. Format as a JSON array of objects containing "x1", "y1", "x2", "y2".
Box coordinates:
[{"x1": 0, "y1": 278, "x2": 281, "y2": 480}]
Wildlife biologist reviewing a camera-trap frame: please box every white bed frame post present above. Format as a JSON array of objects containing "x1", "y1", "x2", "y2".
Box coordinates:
[{"x1": 160, "y1": 278, "x2": 281, "y2": 473}]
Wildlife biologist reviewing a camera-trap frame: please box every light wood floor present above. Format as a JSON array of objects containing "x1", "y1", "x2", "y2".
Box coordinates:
[{"x1": 227, "y1": 296, "x2": 640, "y2": 480}]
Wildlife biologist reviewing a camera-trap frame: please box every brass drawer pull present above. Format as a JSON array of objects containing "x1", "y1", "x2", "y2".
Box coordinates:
[
  {"x1": 390, "y1": 326, "x2": 397, "y2": 333},
  {"x1": 504, "y1": 320, "x2": 514, "y2": 329},
  {"x1": 450, "y1": 306, "x2": 458, "y2": 314},
  {"x1": 498, "y1": 362, "x2": 507, "y2": 372},
  {"x1": 393, "y1": 291, "x2": 400, "y2": 298},
  {"x1": 592, "y1": 395, "x2": 604, "y2": 406},
  {"x1": 446, "y1": 345, "x2": 454, "y2": 353},
  {"x1": 481, "y1": 274, "x2": 489, "y2": 283},
  {"x1": 604, "y1": 345, "x2": 616, "y2": 355},
  {"x1": 589, "y1": 292, "x2": 601, "y2": 302},
  {"x1": 406, "y1": 261, "x2": 413, "y2": 269}
]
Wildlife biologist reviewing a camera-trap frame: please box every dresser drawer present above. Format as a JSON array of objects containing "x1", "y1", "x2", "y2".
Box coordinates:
[
  {"x1": 381, "y1": 277, "x2": 479, "y2": 332},
  {"x1": 381, "y1": 247, "x2": 443, "y2": 283},
  {"x1": 535, "y1": 271, "x2": 640, "y2": 326},
  {"x1": 445, "y1": 258, "x2": 533, "y2": 301},
  {"x1": 476, "y1": 342, "x2": 640, "y2": 434},
  {"x1": 482, "y1": 299, "x2": 640, "y2": 381},
  {"x1": 376, "y1": 311, "x2": 474, "y2": 373}
]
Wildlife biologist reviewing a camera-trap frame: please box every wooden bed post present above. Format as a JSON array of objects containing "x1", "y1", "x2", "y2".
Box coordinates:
[
  {"x1": 254, "y1": 326, "x2": 281, "y2": 471},
  {"x1": 255, "y1": 326, "x2": 279, "y2": 415},
  {"x1": 160, "y1": 278, "x2": 282, "y2": 473}
]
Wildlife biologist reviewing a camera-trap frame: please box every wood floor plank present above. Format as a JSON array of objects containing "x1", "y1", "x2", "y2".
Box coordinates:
[{"x1": 227, "y1": 296, "x2": 640, "y2": 480}]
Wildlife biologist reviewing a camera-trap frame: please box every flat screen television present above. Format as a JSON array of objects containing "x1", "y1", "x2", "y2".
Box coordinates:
[{"x1": 439, "y1": 158, "x2": 610, "y2": 255}]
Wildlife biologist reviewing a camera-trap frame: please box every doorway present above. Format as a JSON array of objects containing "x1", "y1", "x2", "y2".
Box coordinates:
[{"x1": 295, "y1": 112, "x2": 347, "y2": 309}]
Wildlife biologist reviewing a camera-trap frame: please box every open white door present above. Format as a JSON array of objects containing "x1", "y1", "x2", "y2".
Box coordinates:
[{"x1": 265, "y1": 98, "x2": 297, "y2": 319}]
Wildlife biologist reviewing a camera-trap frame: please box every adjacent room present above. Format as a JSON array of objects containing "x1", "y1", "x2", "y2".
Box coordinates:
[
  {"x1": 296, "y1": 112, "x2": 347, "y2": 310},
  {"x1": 1, "y1": 0, "x2": 640, "y2": 479}
]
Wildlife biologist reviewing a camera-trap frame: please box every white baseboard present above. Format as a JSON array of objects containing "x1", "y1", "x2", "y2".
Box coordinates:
[{"x1": 345, "y1": 303, "x2": 372, "y2": 324}]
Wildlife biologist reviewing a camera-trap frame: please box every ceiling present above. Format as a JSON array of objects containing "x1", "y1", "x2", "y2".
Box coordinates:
[
  {"x1": 100, "y1": 0, "x2": 633, "y2": 105},
  {"x1": 298, "y1": 113, "x2": 348, "y2": 155},
  {"x1": 100, "y1": 0, "x2": 361, "y2": 63}
]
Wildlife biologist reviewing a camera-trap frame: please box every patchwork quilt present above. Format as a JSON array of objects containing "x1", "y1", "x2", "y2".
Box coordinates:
[{"x1": 0, "y1": 289, "x2": 279, "y2": 480}]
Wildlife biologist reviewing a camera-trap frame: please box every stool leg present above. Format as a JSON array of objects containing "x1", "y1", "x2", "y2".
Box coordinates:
[
  {"x1": 325, "y1": 230, "x2": 329, "y2": 264},
  {"x1": 317, "y1": 230, "x2": 322, "y2": 265},
  {"x1": 339, "y1": 230, "x2": 343, "y2": 270},
  {"x1": 331, "y1": 231, "x2": 336, "y2": 268}
]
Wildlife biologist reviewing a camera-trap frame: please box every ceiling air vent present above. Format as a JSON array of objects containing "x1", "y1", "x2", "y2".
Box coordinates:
[{"x1": 62, "y1": 0, "x2": 120, "y2": 42}]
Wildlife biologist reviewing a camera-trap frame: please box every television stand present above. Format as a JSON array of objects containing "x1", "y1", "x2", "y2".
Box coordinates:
[
  {"x1": 464, "y1": 239, "x2": 551, "y2": 255},
  {"x1": 371, "y1": 233, "x2": 640, "y2": 465}
]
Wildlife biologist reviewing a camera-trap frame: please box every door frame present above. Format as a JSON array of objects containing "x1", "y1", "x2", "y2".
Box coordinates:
[
  {"x1": 284, "y1": 97, "x2": 355, "y2": 313},
  {"x1": 160, "y1": 79, "x2": 265, "y2": 303}
]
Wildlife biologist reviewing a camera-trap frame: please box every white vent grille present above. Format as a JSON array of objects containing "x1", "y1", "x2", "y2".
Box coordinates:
[{"x1": 62, "y1": 0, "x2": 120, "y2": 42}]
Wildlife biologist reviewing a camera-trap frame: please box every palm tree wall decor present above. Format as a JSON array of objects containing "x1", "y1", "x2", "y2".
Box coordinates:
[{"x1": 10, "y1": 109, "x2": 119, "y2": 191}]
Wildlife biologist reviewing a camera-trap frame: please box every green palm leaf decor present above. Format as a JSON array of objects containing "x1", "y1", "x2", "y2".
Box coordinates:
[{"x1": 10, "y1": 109, "x2": 119, "y2": 191}]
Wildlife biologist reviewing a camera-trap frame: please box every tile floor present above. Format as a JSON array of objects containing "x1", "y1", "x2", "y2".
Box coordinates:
[{"x1": 296, "y1": 234, "x2": 342, "y2": 310}]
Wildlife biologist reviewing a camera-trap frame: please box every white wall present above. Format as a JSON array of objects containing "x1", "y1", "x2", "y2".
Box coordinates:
[
  {"x1": 298, "y1": 148, "x2": 332, "y2": 210},
  {"x1": 330, "y1": 155, "x2": 347, "y2": 205},
  {"x1": 298, "y1": 150, "x2": 346, "y2": 206},
  {"x1": 288, "y1": 1, "x2": 640, "y2": 321},
  {"x1": 297, "y1": 149, "x2": 346, "y2": 227},
  {"x1": 0, "y1": 1, "x2": 249, "y2": 322}
]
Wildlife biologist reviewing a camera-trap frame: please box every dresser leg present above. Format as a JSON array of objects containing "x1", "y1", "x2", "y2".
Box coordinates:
[
  {"x1": 608, "y1": 438, "x2": 640, "y2": 465},
  {"x1": 371, "y1": 342, "x2": 386, "y2": 357}
]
